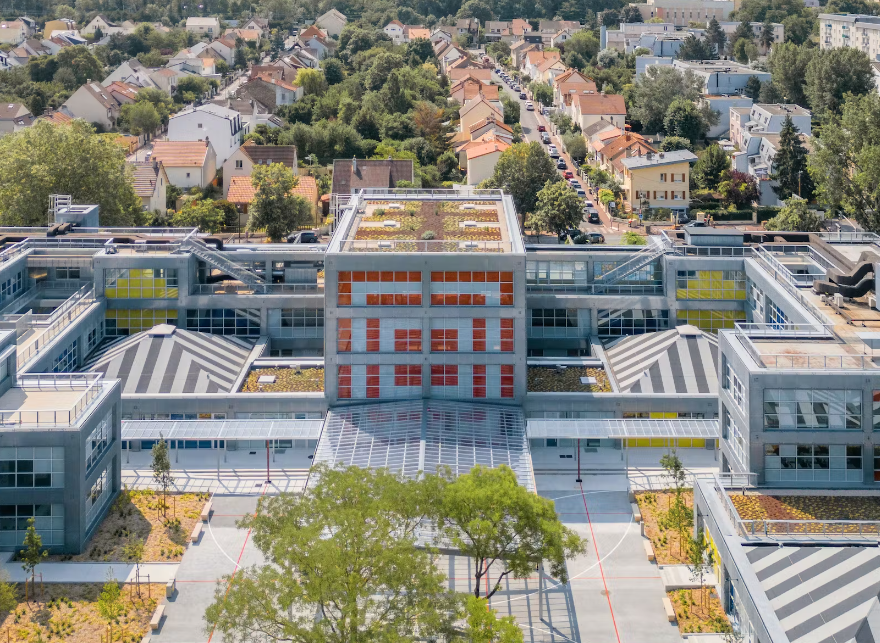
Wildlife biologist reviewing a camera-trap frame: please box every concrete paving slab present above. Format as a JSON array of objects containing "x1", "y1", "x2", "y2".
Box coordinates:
[
  {"x1": 1, "y1": 561, "x2": 179, "y2": 583},
  {"x1": 660, "y1": 565, "x2": 717, "y2": 590}
]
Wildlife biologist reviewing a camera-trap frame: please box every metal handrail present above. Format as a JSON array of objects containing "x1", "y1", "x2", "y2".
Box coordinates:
[
  {"x1": 340, "y1": 239, "x2": 512, "y2": 253},
  {"x1": 0, "y1": 374, "x2": 104, "y2": 427},
  {"x1": 593, "y1": 235, "x2": 671, "y2": 290},
  {"x1": 17, "y1": 288, "x2": 96, "y2": 369},
  {"x1": 752, "y1": 247, "x2": 830, "y2": 326},
  {"x1": 191, "y1": 283, "x2": 322, "y2": 295},
  {"x1": 739, "y1": 518, "x2": 880, "y2": 537}
]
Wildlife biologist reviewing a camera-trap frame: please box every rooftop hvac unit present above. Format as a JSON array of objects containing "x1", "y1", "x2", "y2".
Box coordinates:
[{"x1": 833, "y1": 293, "x2": 844, "y2": 307}]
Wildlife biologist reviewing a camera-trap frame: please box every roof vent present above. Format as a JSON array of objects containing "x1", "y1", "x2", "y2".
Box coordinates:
[
  {"x1": 147, "y1": 324, "x2": 177, "y2": 337},
  {"x1": 555, "y1": 365, "x2": 567, "y2": 373},
  {"x1": 580, "y1": 376, "x2": 598, "y2": 385},
  {"x1": 257, "y1": 375, "x2": 276, "y2": 384},
  {"x1": 463, "y1": 220, "x2": 478, "y2": 227},
  {"x1": 461, "y1": 204, "x2": 476, "y2": 210}
]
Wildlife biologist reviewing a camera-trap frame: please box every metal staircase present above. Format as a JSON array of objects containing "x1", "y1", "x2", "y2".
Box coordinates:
[
  {"x1": 592, "y1": 236, "x2": 672, "y2": 293},
  {"x1": 181, "y1": 238, "x2": 266, "y2": 289}
]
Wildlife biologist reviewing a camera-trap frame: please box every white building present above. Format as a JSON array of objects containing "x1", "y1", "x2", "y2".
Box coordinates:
[
  {"x1": 149, "y1": 140, "x2": 217, "y2": 189},
  {"x1": 631, "y1": 0, "x2": 734, "y2": 27},
  {"x1": 819, "y1": 13, "x2": 880, "y2": 60},
  {"x1": 0, "y1": 20, "x2": 27, "y2": 45},
  {"x1": 315, "y1": 9, "x2": 347, "y2": 37},
  {"x1": 185, "y1": 17, "x2": 221, "y2": 38},
  {"x1": 167, "y1": 103, "x2": 247, "y2": 166},
  {"x1": 81, "y1": 16, "x2": 134, "y2": 37},
  {"x1": 384, "y1": 20, "x2": 406, "y2": 45},
  {"x1": 101, "y1": 59, "x2": 159, "y2": 90}
]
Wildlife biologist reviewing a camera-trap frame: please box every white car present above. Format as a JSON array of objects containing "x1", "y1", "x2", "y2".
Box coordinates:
[
  {"x1": 547, "y1": 144, "x2": 558, "y2": 157},
  {"x1": 526, "y1": 101, "x2": 534, "y2": 111}
]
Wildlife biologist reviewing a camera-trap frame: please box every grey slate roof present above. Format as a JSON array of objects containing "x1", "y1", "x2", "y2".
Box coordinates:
[
  {"x1": 85, "y1": 326, "x2": 252, "y2": 395},
  {"x1": 620, "y1": 149, "x2": 698, "y2": 170}
]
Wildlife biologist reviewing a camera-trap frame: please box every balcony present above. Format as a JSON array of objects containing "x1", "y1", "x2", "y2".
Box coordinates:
[{"x1": 0, "y1": 373, "x2": 106, "y2": 427}]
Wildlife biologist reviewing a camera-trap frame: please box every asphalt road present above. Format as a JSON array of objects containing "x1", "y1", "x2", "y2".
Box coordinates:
[{"x1": 491, "y1": 69, "x2": 631, "y2": 242}]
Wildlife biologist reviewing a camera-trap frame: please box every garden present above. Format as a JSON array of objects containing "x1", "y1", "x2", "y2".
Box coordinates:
[
  {"x1": 729, "y1": 494, "x2": 880, "y2": 533},
  {"x1": 239, "y1": 367, "x2": 325, "y2": 393},
  {"x1": 668, "y1": 588, "x2": 732, "y2": 635},
  {"x1": 635, "y1": 489, "x2": 695, "y2": 564},
  {"x1": 526, "y1": 366, "x2": 611, "y2": 393},
  {"x1": 354, "y1": 201, "x2": 503, "y2": 244}
]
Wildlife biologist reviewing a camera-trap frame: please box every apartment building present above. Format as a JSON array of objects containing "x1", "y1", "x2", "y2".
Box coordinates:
[
  {"x1": 673, "y1": 59, "x2": 771, "y2": 95},
  {"x1": 619, "y1": 149, "x2": 697, "y2": 213},
  {"x1": 631, "y1": 0, "x2": 734, "y2": 27},
  {"x1": 820, "y1": 12, "x2": 880, "y2": 60}
]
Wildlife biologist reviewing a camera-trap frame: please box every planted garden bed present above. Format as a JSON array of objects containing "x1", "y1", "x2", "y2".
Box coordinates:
[
  {"x1": 526, "y1": 367, "x2": 611, "y2": 393},
  {"x1": 668, "y1": 588, "x2": 732, "y2": 635},
  {"x1": 239, "y1": 367, "x2": 324, "y2": 393},
  {"x1": 635, "y1": 490, "x2": 694, "y2": 564},
  {"x1": 354, "y1": 202, "x2": 503, "y2": 243},
  {"x1": 730, "y1": 494, "x2": 880, "y2": 533},
  {"x1": 0, "y1": 582, "x2": 163, "y2": 643}
]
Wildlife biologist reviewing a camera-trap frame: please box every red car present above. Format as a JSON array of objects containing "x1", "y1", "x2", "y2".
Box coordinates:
[
  {"x1": 563, "y1": 170, "x2": 574, "y2": 179},
  {"x1": 537, "y1": 125, "x2": 546, "y2": 132}
]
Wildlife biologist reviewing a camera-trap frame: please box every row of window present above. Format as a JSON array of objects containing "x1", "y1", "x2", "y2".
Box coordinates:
[
  {"x1": 0, "y1": 504, "x2": 64, "y2": 547},
  {"x1": 186, "y1": 309, "x2": 260, "y2": 336},
  {"x1": 676, "y1": 270, "x2": 747, "y2": 300},
  {"x1": 85, "y1": 468, "x2": 110, "y2": 528},
  {"x1": 723, "y1": 408, "x2": 747, "y2": 469},
  {"x1": 676, "y1": 309, "x2": 746, "y2": 333},
  {"x1": 0, "y1": 271, "x2": 23, "y2": 304},
  {"x1": 337, "y1": 364, "x2": 515, "y2": 400},
  {"x1": 764, "y1": 389, "x2": 862, "y2": 431},
  {"x1": 597, "y1": 309, "x2": 669, "y2": 336},
  {"x1": 105, "y1": 309, "x2": 178, "y2": 337},
  {"x1": 105, "y1": 268, "x2": 179, "y2": 299},
  {"x1": 723, "y1": 360, "x2": 745, "y2": 412},
  {"x1": 0, "y1": 447, "x2": 65, "y2": 489},
  {"x1": 764, "y1": 444, "x2": 865, "y2": 483},
  {"x1": 52, "y1": 340, "x2": 78, "y2": 374},
  {"x1": 525, "y1": 261, "x2": 662, "y2": 290},
  {"x1": 86, "y1": 413, "x2": 111, "y2": 471}
]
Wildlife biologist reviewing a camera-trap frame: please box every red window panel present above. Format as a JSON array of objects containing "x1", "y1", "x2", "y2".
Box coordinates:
[
  {"x1": 445, "y1": 271, "x2": 457, "y2": 282},
  {"x1": 339, "y1": 272, "x2": 351, "y2": 282},
  {"x1": 500, "y1": 340, "x2": 513, "y2": 352},
  {"x1": 431, "y1": 329, "x2": 458, "y2": 352},
  {"x1": 338, "y1": 387, "x2": 351, "y2": 399},
  {"x1": 367, "y1": 271, "x2": 380, "y2": 282},
  {"x1": 473, "y1": 319, "x2": 486, "y2": 328},
  {"x1": 501, "y1": 319, "x2": 513, "y2": 329},
  {"x1": 395, "y1": 365, "x2": 422, "y2": 387},
  {"x1": 500, "y1": 365, "x2": 514, "y2": 375},
  {"x1": 473, "y1": 341, "x2": 486, "y2": 351},
  {"x1": 409, "y1": 294, "x2": 422, "y2": 305},
  {"x1": 381, "y1": 271, "x2": 394, "y2": 282},
  {"x1": 487, "y1": 272, "x2": 499, "y2": 282},
  {"x1": 431, "y1": 294, "x2": 444, "y2": 305},
  {"x1": 431, "y1": 272, "x2": 444, "y2": 282},
  {"x1": 430, "y1": 364, "x2": 458, "y2": 386},
  {"x1": 459, "y1": 272, "x2": 472, "y2": 282},
  {"x1": 338, "y1": 294, "x2": 352, "y2": 306},
  {"x1": 500, "y1": 328, "x2": 514, "y2": 340},
  {"x1": 352, "y1": 272, "x2": 366, "y2": 282},
  {"x1": 499, "y1": 294, "x2": 514, "y2": 306},
  {"x1": 366, "y1": 319, "x2": 380, "y2": 329},
  {"x1": 501, "y1": 386, "x2": 514, "y2": 398},
  {"x1": 337, "y1": 365, "x2": 351, "y2": 398},
  {"x1": 381, "y1": 294, "x2": 394, "y2": 306},
  {"x1": 501, "y1": 272, "x2": 513, "y2": 283},
  {"x1": 366, "y1": 294, "x2": 380, "y2": 306},
  {"x1": 338, "y1": 282, "x2": 352, "y2": 294},
  {"x1": 459, "y1": 294, "x2": 473, "y2": 306},
  {"x1": 473, "y1": 272, "x2": 486, "y2": 282},
  {"x1": 500, "y1": 282, "x2": 514, "y2": 294},
  {"x1": 473, "y1": 294, "x2": 487, "y2": 305},
  {"x1": 409, "y1": 272, "x2": 420, "y2": 282}
]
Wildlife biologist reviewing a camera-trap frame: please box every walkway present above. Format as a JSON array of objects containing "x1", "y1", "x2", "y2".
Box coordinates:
[{"x1": 0, "y1": 555, "x2": 178, "y2": 584}]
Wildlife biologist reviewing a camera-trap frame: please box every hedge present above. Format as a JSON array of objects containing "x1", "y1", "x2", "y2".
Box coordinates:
[
  {"x1": 711, "y1": 209, "x2": 754, "y2": 221},
  {"x1": 756, "y1": 206, "x2": 782, "y2": 222}
]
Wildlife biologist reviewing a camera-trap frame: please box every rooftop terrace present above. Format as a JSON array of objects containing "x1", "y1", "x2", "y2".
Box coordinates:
[{"x1": 0, "y1": 373, "x2": 108, "y2": 427}]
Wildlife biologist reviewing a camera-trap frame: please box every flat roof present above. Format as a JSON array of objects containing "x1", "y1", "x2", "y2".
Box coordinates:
[
  {"x1": 527, "y1": 418, "x2": 719, "y2": 439},
  {"x1": 122, "y1": 418, "x2": 324, "y2": 441},
  {"x1": 620, "y1": 150, "x2": 697, "y2": 169}
]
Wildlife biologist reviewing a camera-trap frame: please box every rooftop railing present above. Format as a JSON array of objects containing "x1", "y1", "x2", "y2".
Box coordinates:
[
  {"x1": 0, "y1": 373, "x2": 104, "y2": 427},
  {"x1": 191, "y1": 282, "x2": 323, "y2": 295},
  {"x1": 753, "y1": 352, "x2": 876, "y2": 370},
  {"x1": 340, "y1": 239, "x2": 512, "y2": 253},
  {"x1": 17, "y1": 286, "x2": 96, "y2": 370}
]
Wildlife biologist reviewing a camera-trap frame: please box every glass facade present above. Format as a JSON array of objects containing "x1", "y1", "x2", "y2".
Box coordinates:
[
  {"x1": 105, "y1": 309, "x2": 178, "y2": 336},
  {"x1": 723, "y1": 359, "x2": 745, "y2": 411},
  {"x1": 186, "y1": 309, "x2": 260, "y2": 336},
  {"x1": 86, "y1": 412, "x2": 111, "y2": 470},
  {"x1": 430, "y1": 271, "x2": 513, "y2": 306},
  {"x1": 764, "y1": 389, "x2": 862, "y2": 431},
  {"x1": 723, "y1": 407, "x2": 746, "y2": 469},
  {"x1": 676, "y1": 270, "x2": 746, "y2": 300},
  {"x1": 52, "y1": 339, "x2": 78, "y2": 373},
  {"x1": 430, "y1": 319, "x2": 514, "y2": 352},
  {"x1": 337, "y1": 319, "x2": 422, "y2": 353},
  {"x1": 337, "y1": 365, "x2": 422, "y2": 400},
  {"x1": 429, "y1": 364, "x2": 514, "y2": 399},
  {"x1": 529, "y1": 309, "x2": 587, "y2": 339},
  {"x1": 337, "y1": 271, "x2": 421, "y2": 306},
  {"x1": 0, "y1": 504, "x2": 64, "y2": 547},
  {"x1": 764, "y1": 444, "x2": 863, "y2": 483},
  {"x1": 0, "y1": 270, "x2": 24, "y2": 304},
  {"x1": 0, "y1": 447, "x2": 64, "y2": 488},
  {"x1": 104, "y1": 268, "x2": 179, "y2": 299},
  {"x1": 268, "y1": 309, "x2": 324, "y2": 338},
  {"x1": 527, "y1": 261, "x2": 588, "y2": 290},
  {"x1": 597, "y1": 309, "x2": 669, "y2": 336},
  {"x1": 676, "y1": 309, "x2": 746, "y2": 333},
  {"x1": 85, "y1": 467, "x2": 110, "y2": 528}
]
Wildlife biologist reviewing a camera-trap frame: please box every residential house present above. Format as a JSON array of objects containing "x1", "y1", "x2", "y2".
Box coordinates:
[
  {"x1": 18, "y1": 17, "x2": 37, "y2": 37},
  {"x1": 553, "y1": 69, "x2": 598, "y2": 108},
  {"x1": 718, "y1": 22, "x2": 783, "y2": 54},
  {"x1": 168, "y1": 103, "x2": 247, "y2": 166},
  {"x1": 702, "y1": 95, "x2": 753, "y2": 138},
  {"x1": 81, "y1": 16, "x2": 133, "y2": 36},
  {"x1": 224, "y1": 28, "x2": 261, "y2": 44},
  {"x1": 167, "y1": 44, "x2": 218, "y2": 76},
  {"x1": 522, "y1": 50, "x2": 560, "y2": 80},
  {"x1": 448, "y1": 67, "x2": 491, "y2": 83},
  {"x1": 583, "y1": 121, "x2": 621, "y2": 147},
  {"x1": 228, "y1": 174, "x2": 318, "y2": 223},
  {"x1": 149, "y1": 140, "x2": 217, "y2": 189},
  {"x1": 625, "y1": 32, "x2": 690, "y2": 56},
  {"x1": 537, "y1": 20, "x2": 579, "y2": 44},
  {"x1": 468, "y1": 115, "x2": 513, "y2": 141},
  {"x1": 820, "y1": 13, "x2": 880, "y2": 56},
  {"x1": 62, "y1": 82, "x2": 122, "y2": 131},
  {"x1": 485, "y1": 21, "x2": 510, "y2": 41},
  {"x1": 42, "y1": 19, "x2": 75, "y2": 38},
  {"x1": 729, "y1": 106, "x2": 752, "y2": 150},
  {"x1": 673, "y1": 59, "x2": 771, "y2": 95},
  {"x1": 102, "y1": 59, "x2": 159, "y2": 90},
  {"x1": 299, "y1": 30, "x2": 336, "y2": 59},
  {"x1": 330, "y1": 158, "x2": 414, "y2": 213},
  {"x1": 456, "y1": 128, "x2": 512, "y2": 170},
  {"x1": 149, "y1": 68, "x2": 182, "y2": 94},
  {"x1": 316, "y1": 9, "x2": 347, "y2": 36},
  {"x1": 619, "y1": 149, "x2": 698, "y2": 213},
  {"x1": 207, "y1": 34, "x2": 236, "y2": 65},
  {"x1": 430, "y1": 27, "x2": 453, "y2": 47},
  {"x1": 241, "y1": 17, "x2": 269, "y2": 36},
  {"x1": 222, "y1": 140, "x2": 297, "y2": 197},
  {"x1": 38, "y1": 109, "x2": 72, "y2": 125},
  {"x1": 239, "y1": 74, "x2": 302, "y2": 111},
  {"x1": 570, "y1": 93, "x2": 626, "y2": 131},
  {"x1": 211, "y1": 96, "x2": 282, "y2": 130},
  {"x1": 595, "y1": 132, "x2": 657, "y2": 173},
  {"x1": 629, "y1": 0, "x2": 734, "y2": 27},
  {"x1": 455, "y1": 18, "x2": 480, "y2": 40},
  {"x1": 0, "y1": 51, "x2": 12, "y2": 70},
  {"x1": 185, "y1": 17, "x2": 220, "y2": 37},
  {"x1": 732, "y1": 131, "x2": 810, "y2": 205},
  {"x1": 450, "y1": 77, "x2": 499, "y2": 104},
  {"x1": 635, "y1": 55, "x2": 674, "y2": 76},
  {"x1": 459, "y1": 96, "x2": 504, "y2": 134},
  {"x1": 129, "y1": 161, "x2": 168, "y2": 212},
  {"x1": 0, "y1": 102, "x2": 33, "y2": 135},
  {"x1": 436, "y1": 43, "x2": 467, "y2": 73},
  {"x1": 466, "y1": 140, "x2": 510, "y2": 185},
  {"x1": 550, "y1": 30, "x2": 574, "y2": 48},
  {"x1": 0, "y1": 20, "x2": 26, "y2": 45},
  {"x1": 384, "y1": 20, "x2": 406, "y2": 44},
  {"x1": 533, "y1": 55, "x2": 566, "y2": 83},
  {"x1": 104, "y1": 81, "x2": 140, "y2": 106},
  {"x1": 42, "y1": 32, "x2": 86, "y2": 54},
  {"x1": 510, "y1": 41, "x2": 537, "y2": 68}
]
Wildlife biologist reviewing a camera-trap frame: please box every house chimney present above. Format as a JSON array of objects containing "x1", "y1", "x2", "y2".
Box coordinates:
[
  {"x1": 659, "y1": 152, "x2": 664, "y2": 158},
  {"x1": 205, "y1": 136, "x2": 209, "y2": 146},
  {"x1": 352, "y1": 156, "x2": 357, "y2": 172}
]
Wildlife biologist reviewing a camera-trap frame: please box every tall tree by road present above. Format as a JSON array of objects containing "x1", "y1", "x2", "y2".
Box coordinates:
[
  {"x1": 771, "y1": 115, "x2": 813, "y2": 201},
  {"x1": 483, "y1": 142, "x2": 559, "y2": 217},
  {"x1": 527, "y1": 180, "x2": 584, "y2": 235},
  {"x1": 248, "y1": 163, "x2": 313, "y2": 242}
]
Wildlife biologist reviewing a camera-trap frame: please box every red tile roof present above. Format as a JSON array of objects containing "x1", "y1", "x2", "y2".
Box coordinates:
[{"x1": 150, "y1": 141, "x2": 210, "y2": 167}]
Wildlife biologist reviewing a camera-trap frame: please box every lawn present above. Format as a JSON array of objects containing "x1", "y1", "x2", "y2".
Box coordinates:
[
  {"x1": 668, "y1": 588, "x2": 732, "y2": 635},
  {"x1": 0, "y1": 582, "x2": 162, "y2": 643},
  {"x1": 635, "y1": 490, "x2": 694, "y2": 564},
  {"x1": 730, "y1": 494, "x2": 880, "y2": 533},
  {"x1": 50, "y1": 489, "x2": 207, "y2": 563}
]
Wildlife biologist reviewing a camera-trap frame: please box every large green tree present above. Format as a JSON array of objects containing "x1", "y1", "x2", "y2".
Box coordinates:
[
  {"x1": 248, "y1": 163, "x2": 312, "y2": 241},
  {"x1": 565, "y1": 30, "x2": 600, "y2": 62},
  {"x1": 54, "y1": 45, "x2": 105, "y2": 85},
  {"x1": 527, "y1": 180, "x2": 583, "y2": 235},
  {"x1": 805, "y1": 47, "x2": 874, "y2": 117},
  {"x1": 484, "y1": 142, "x2": 559, "y2": 216},
  {"x1": 464, "y1": 597, "x2": 524, "y2": 643},
  {"x1": 676, "y1": 35, "x2": 715, "y2": 61},
  {"x1": 121, "y1": 101, "x2": 161, "y2": 136},
  {"x1": 809, "y1": 93, "x2": 880, "y2": 231},
  {"x1": 765, "y1": 198, "x2": 823, "y2": 232},
  {"x1": 0, "y1": 120, "x2": 140, "y2": 226},
  {"x1": 204, "y1": 465, "x2": 457, "y2": 643},
  {"x1": 171, "y1": 199, "x2": 226, "y2": 232},
  {"x1": 769, "y1": 43, "x2": 814, "y2": 107},
  {"x1": 632, "y1": 66, "x2": 703, "y2": 134},
  {"x1": 663, "y1": 98, "x2": 709, "y2": 143},
  {"x1": 719, "y1": 170, "x2": 759, "y2": 208},
  {"x1": 704, "y1": 17, "x2": 727, "y2": 55},
  {"x1": 435, "y1": 465, "x2": 587, "y2": 599},
  {"x1": 771, "y1": 115, "x2": 814, "y2": 201},
  {"x1": 692, "y1": 144, "x2": 729, "y2": 191}
]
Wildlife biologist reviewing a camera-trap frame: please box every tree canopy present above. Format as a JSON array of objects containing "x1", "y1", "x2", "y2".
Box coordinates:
[
  {"x1": 483, "y1": 142, "x2": 559, "y2": 216},
  {"x1": 765, "y1": 198, "x2": 823, "y2": 232},
  {"x1": 805, "y1": 47, "x2": 875, "y2": 117},
  {"x1": 248, "y1": 163, "x2": 313, "y2": 241},
  {"x1": 632, "y1": 66, "x2": 703, "y2": 134},
  {"x1": 771, "y1": 115, "x2": 814, "y2": 201},
  {"x1": 692, "y1": 144, "x2": 729, "y2": 191},
  {"x1": 527, "y1": 180, "x2": 584, "y2": 235}
]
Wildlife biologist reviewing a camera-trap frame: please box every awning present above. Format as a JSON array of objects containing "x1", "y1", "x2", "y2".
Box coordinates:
[
  {"x1": 121, "y1": 419, "x2": 325, "y2": 441},
  {"x1": 526, "y1": 418, "x2": 719, "y2": 439}
]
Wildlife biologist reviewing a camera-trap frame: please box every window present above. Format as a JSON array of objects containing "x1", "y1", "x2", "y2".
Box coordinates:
[
  {"x1": 0, "y1": 447, "x2": 64, "y2": 489},
  {"x1": 764, "y1": 389, "x2": 862, "y2": 431},
  {"x1": 197, "y1": 123, "x2": 203, "y2": 128},
  {"x1": 186, "y1": 173, "x2": 190, "y2": 178},
  {"x1": 875, "y1": 445, "x2": 880, "y2": 482},
  {"x1": 52, "y1": 339, "x2": 77, "y2": 373},
  {"x1": 86, "y1": 467, "x2": 110, "y2": 527},
  {"x1": 56, "y1": 267, "x2": 81, "y2": 280},
  {"x1": 723, "y1": 407, "x2": 746, "y2": 468},
  {"x1": 431, "y1": 318, "x2": 513, "y2": 352},
  {"x1": 594, "y1": 260, "x2": 661, "y2": 284},
  {"x1": 0, "y1": 271, "x2": 23, "y2": 304},
  {"x1": 597, "y1": 309, "x2": 669, "y2": 336},
  {"x1": 660, "y1": 173, "x2": 666, "y2": 182},
  {"x1": 337, "y1": 318, "x2": 422, "y2": 353},
  {"x1": 86, "y1": 412, "x2": 111, "y2": 470},
  {"x1": 337, "y1": 365, "x2": 422, "y2": 400},
  {"x1": 0, "y1": 504, "x2": 64, "y2": 547},
  {"x1": 430, "y1": 271, "x2": 513, "y2": 306},
  {"x1": 186, "y1": 309, "x2": 260, "y2": 336},
  {"x1": 676, "y1": 270, "x2": 746, "y2": 300},
  {"x1": 235, "y1": 160, "x2": 243, "y2": 168},
  {"x1": 723, "y1": 360, "x2": 745, "y2": 411},
  {"x1": 430, "y1": 364, "x2": 514, "y2": 399},
  {"x1": 529, "y1": 309, "x2": 581, "y2": 338},
  {"x1": 766, "y1": 298, "x2": 788, "y2": 328},
  {"x1": 105, "y1": 309, "x2": 177, "y2": 336},
  {"x1": 765, "y1": 444, "x2": 862, "y2": 482},
  {"x1": 526, "y1": 261, "x2": 588, "y2": 290},
  {"x1": 336, "y1": 271, "x2": 422, "y2": 306},
  {"x1": 104, "y1": 268, "x2": 179, "y2": 299},
  {"x1": 86, "y1": 323, "x2": 102, "y2": 351},
  {"x1": 676, "y1": 309, "x2": 746, "y2": 333}
]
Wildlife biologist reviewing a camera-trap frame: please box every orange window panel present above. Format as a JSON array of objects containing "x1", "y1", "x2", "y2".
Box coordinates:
[
  {"x1": 473, "y1": 294, "x2": 487, "y2": 305},
  {"x1": 338, "y1": 272, "x2": 351, "y2": 282},
  {"x1": 473, "y1": 329, "x2": 486, "y2": 339},
  {"x1": 338, "y1": 319, "x2": 352, "y2": 329},
  {"x1": 500, "y1": 340, "x2": 514, "y2": 352},
  {"x1": 500, "y1": 329, "x2": 514, "y2": 340},
  {"x1": 431, "y1": 272, "x2": 444, "y2": 282},
  {"x1": 338, "y1": 387, "x2": 351, "y2": 399},
  {"x1": 366, "y1": 365, "x2": 380, "y2": 375},
  {"x1": 337, "y1": 341, "x2": 352, "y2": 352},
  {"x1": 339, "y1": 366, "x2": 352, "y2": 375},
  {"x1": 444, "y1": 271, "x2": 457, "y2": 282},
  {"x1": 367, "y1": 271, "x2": 380, "y2": 281},
  {"x1": 473, "y1": 341, "x2": 486, "y2": 351},
  {"x1": 501, "y1": 272, "x2": 513, "y2": 282},
  {"x1": 367, "y1": 319, "x2": 380, "y2": 328},
  {"x1": 500, "y1": 365, "x2": 514, "y2": 375},
  {"x1": 337, "y1": 294, "x2": 352, "y2": 306},
  {"x1": 473, "y1": 319, "x2": 486, "y2": 328},
  {"x1": 499, "y1": 294, "x2": 514, "y2": 306},
  {"x1": 366, "y1": 294, "x2": 380, "y2": 305},
  {"x1": 394, "y1": 294, "x2": 408, "y2": 306},
  {"x1": 409, "y1": 272, "x2": 421, "y2": 282},
  {"x1": 408, "y1": 294, "x2": 422, "y2": 305},
  {"x1": 381, "y1": 271, "x2": 394, "y2": 282},
  {"x1": 459, "y1": 294, "x2": 473, "y2": 306},
  {"x1": 500, "y1": 282, "x2": 514, "y2": 294},
  {"x1": 501, "y1": 319, "x2": 514, "y2": 329},
  {"x1": 501, "y1": 387, "x2": 514, "y2": 398},
  {"x1": 380, "y1": 294, "x2": 394, "y2": 306},
  {"x1": 472, "y1": 272, "x2": 486, "y2": 282},
  {"x1": 431, "y1": 294, "x2": 444, "y2": 306},
  {"x1": 459, "y1": 272, "x2": 472, "y2": 282},
  {"x1": 352, "y1": 272, "x2": 366, "y2": 282},
  {"x1": 487, "y1": 271, "x2": 500, "y2": 282}
]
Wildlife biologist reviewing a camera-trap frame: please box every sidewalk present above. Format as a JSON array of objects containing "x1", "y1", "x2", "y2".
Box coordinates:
[{"x1": 0, "y1": 553, "x2": 179, "y2": 584}]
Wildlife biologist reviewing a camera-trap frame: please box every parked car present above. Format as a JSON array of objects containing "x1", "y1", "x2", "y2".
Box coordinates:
[
  {"x1": 526, "y1": 101, "x2": 534, "y2": 111},
  {"x1": 288, "y1": 231, "x2": 320, "y2": 244},
  {"x1": 557, "y1": 159, "x2": 568, "y2": 170},
  {"x1": 580, "y1": 232, "x2": 605, "y2": 244},
  {"x1": 575, "y1": 188, "x2": 586, "y2": 198},
  {"x1": 557, "y1": 227, "x2": 581, "y2": 242},
  {"x1": 583, "y1": 200, "x2": 594, "y2": 208},
  {"x1": 686, "y1": 220, "x2": 708, "y2": 228},
  {"x1": 676, "y1": 213, "x2": 690, "y2": 225},
  {"x1": 519, "y1": 92, "x2": 527, "y2": 99},
  {"x1": 537, "y1": 124, "x2": 546, "y2": 132},
  {"x1": 567, "y1": 177, "x2": 579, "y2": 186},
  {"x1": 585, "y1": 209, "x2": 601, "y2": 224},
  {"x1": 541, "y1": 132, "x2": 550, "y2": 144},
  {"x1": 563, "y1": 170, "x2": 574, "y2": 179},
  {"x1": 547, "y1": 144, "x2": 558, "y2": 155}
]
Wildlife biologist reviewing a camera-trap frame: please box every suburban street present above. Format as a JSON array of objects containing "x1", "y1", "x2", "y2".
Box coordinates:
[{"x1": 492, "y1": 68, "x2": 637, "y2": 244}]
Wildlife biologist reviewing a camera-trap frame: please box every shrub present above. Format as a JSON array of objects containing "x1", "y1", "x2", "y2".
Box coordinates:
[
  {"x1": 421, "y1": 230, "x2": 436, "y2": 240},
  {"x1": 374, "y1": 208, "x2": 385, "y2": 217}
]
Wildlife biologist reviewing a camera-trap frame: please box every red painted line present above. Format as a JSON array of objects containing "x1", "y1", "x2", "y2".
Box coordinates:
[
  {"x1": 572, "y1": 576, "x2": 661, "y2": 581},
  {"x1": 580, "y1": 482, "x2": 621, "y2": 643},
  {"x1": 206, "y1": 485, "x2": 267, "y2": 643}
]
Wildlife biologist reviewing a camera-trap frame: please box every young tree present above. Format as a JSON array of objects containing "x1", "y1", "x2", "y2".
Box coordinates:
[
  {"x1": 0, "y1": 569, "x2": 17, "y2": 618},
  {"x1": 659, "y1": 136, "x2": 693, "y2": 152},
  {"x1": 771, "y1": 115, "x2": 813, "y2": 201},
  {"x1": 122, "y1": 536, "x2": 145, "y2": 597},
  {"x1": 527, "y1": 180, "x2": 583, "y2": 235},
  {"x1": 121, "y1": 101, "x2": 161, "y2": 137},
  {"x1": 805, "y1": 47, "x2": 875, "y2": 117},
  {"x1": 562, "y1": 132, "x2": 587, "y2": 161},
  {"x1": 660, "y1": 449, "x2": 691, "y2": 555},
  {"x1": 487, "y1": 40, "x2": 511, "y2": 61},
  {"x1": 19, "y1": 518, "x2": 47, "y2": 601},
  {"x1": 704, "y1": 17, "x2": 727, "y2": 55},
  {"x1": 687, "y1": 528, "x2": 714, "y2": 612},
  {"x1": 664, "y1": 98, "x2": 709, "y2": 143},
  {"x1": 248, "y1": 163, "x2": 312, "y2": 241},
  {"x1": 484, "y1": 142, "x2": 559, "y2": 216},
  {"x1": 759, "y1": 21, "x2": 776, "y2": 50},
  {"x1": 598, "y1": 188, "x2": 616, "y2": 206},
  {"x1": 464, "y1": 596, "x2": 524, "y2": 643},
  {"x1": 151, "y1": 437, "x2": 173, "y2": 519},
  {"x1": 529, "y1": 82, "x2": 553, "y2": 106},
  {"x1": 622, "y1": 230, "x2": 647, "y2": 245},
  {"x1": 728, "y1": 21, "x2": 755, "y2": 55},
  {"x1": 743, "y1": 75, "x2": 762, "y2": 100},
  {"x1": 692, "y1": 144, "x2": 729, "y2": 190},
  {"x1": 171, "y1": 199, "x2": 225, "y2": 233},
  {"x1": 765, "y1": 198, "x2": 823, "y2": 232},
  {"x1": 0, "y1": 120, "x2": 141, "y2": 227},
  {"x1": 434, "y1": 465, "x2": 587, "y2": 599},
  {"x1": 810, "y1": 93, "x2": 880, "y2": 230},
  {"x1": 204, "y1": 465, "x2": 457, "y2": 643},
  {"x1": 97, "y1": 574, "x2": 124, "y2": 642},
  {"x1": 565, "y1": 30, "x2": 600, "y2": 62},
  {"x1": 719, "y1": 170, "x2": 759, "y2": 208}
]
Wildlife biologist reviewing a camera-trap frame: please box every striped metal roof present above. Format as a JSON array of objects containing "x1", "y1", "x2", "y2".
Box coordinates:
[
  {"x1": 604, "y1": 325, "x2": 718, "y2": 394},
  {"x1": 86, "y1": 326, "x2": 252, "y2": 395},
  {"x1": 314, "y1": 400, "x2": 533, "y2": 491},
  {"x1": 745, "y1": 545, "x2": 880, "y2": 643}
]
